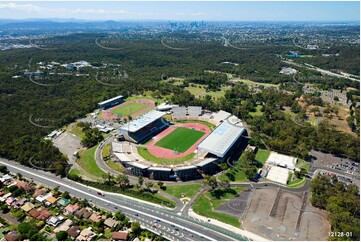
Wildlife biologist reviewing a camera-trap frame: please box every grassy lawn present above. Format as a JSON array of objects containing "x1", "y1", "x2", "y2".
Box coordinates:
[
  {"x1": 255, "y1": 149, "x2": 271, "y2": 164},
  {"x1": 185, "y1": 84, "x2": 231, "y2": 99},
  {"x1": 77, "y1": 145, "x2": 107, "y2": 178},
  {"x1": 219, "y1": 168, "x2": 247, "y2": 183},
  {"x1": 102, "y1": 143, "x2": 125, "y2": 173},
  {"x1": 163, "y1": 184, "x2": 202, "y2": 198},
  {"x1": 68, "y1": 168, "x2": 81, "y2": 177},
  {"x1": 249, "y1": 105, "x2": 263, "y2": 117},
  {"x1": 68, "y1": 123, "x2": 85, "y2": 140},
  {"x1": 288, "y1": 177, "x2": 306, "y2": 188},
  {"x1": 297, "y1": 159, "x2": 311, "y2": 171},
  {"x1": 110, "y1": 102, "x2": 149, "y2": 117},
  {"x1": 137, "y1": 147, "x2": 195, "y2": 165},
  {"x1": 155, "y1": 127, "x2": 205, "y2": 153},
  {"x1": 192, "y1": 188, "x2": 245, "y2": 227}
]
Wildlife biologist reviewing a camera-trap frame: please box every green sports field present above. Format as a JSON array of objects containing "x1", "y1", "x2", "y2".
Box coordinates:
[
  {"x1": 155, "y1": 127, "x2": 205, "y2": 153},
  {"x1": 110, "y1": 102, "x2": 148, "y2": 117}
]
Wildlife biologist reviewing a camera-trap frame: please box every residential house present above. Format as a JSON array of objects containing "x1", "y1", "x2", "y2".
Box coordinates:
[
  {"x1": 67, "y1": 226, "x2": 81, "y2": 239},
  {"x1": 47, "y1": 216, "x2": 62, "y2": 227},
  {"x1": 45, "y1": 195, "x2": 58, "y2": 207},
  {"x1": 12, "y1": 198, "x2": 27, "y2": 208},
  {"x1": 21, "y1": 202, "x2": 35, "y2": 212},
  {"x1": 104, "y1": 218, "x2": 119, "y2": 228},
  {"x1": 28, "y1": 207, "x2": 52, "y2": 220},
  {"x1": 0, "y1": 193, "x2": 11, "y2": 202},
  {"x1": 5, "y1": 197, "x2": 15, "y2": 206},
  {"x1": 35, "y1": 193, "x2": 52, "y2": 203},
  {"x1": 75, "y1": 207, "x2": 92, "y2": 219},
  {"x1": 89, "y1": 213, "x2": 105, "y2": 223},
  {"x1": 111, "y1": 231, "x2": 129, "y2": 241},
  {"x1": 5, "y1": 230, "x2": 19, "y2": 241},
  {"x1": 57, "y1": 198, "x2": 70, "y2": 207},
  {"x1": 64, "y1": 203, "x2": 80, "y2": 214},
  {"x1": 15, "y1": 180, "x2": 35, "y2": 192},
  {"x1": 76, "y1": 227, "x2": 96, "y2": 241},
  {"x1": 54, "y1": 219, "x2": 73, "y2": 233},
  {"x1": 33, "y1": 188, "x2": 46, "y2": 198},
  {"x1": 0, "y1": 174, "x2": 12, "y2": 183}
]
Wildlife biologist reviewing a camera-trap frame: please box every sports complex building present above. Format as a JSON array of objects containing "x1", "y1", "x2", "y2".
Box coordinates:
[{"x1": 111, "y1": 104, "x2": 248, "y2": 181}]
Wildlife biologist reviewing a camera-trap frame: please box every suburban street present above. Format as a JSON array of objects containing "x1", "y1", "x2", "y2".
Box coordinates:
[{"x1": 0, "y1": 158, "x2": 247, "y2": 241}]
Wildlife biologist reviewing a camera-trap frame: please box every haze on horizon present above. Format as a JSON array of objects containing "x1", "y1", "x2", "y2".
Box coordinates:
[{"x1": 0, "y1": 1, "x2": 359, "y2": 22}]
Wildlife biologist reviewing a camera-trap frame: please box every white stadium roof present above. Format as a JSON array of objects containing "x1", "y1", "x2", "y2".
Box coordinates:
[
  {"x1": 266, "y1": 152, "x2": 297, "y2": 170},
  {"x1": 197, "y1": 121, "x2": 245, "y2": 158},
  {"x1": 266, "y1": 166, "x2": 290, "y2": 185},
  {"x1": 212, "y1": 110, "x2": 231, "y2": 122},
  {"x1": 98, "y1": 95, "x2": 124, "y2": 106},
  {"x1": 119, "y1": 110, "x2": 165, "y2": 133},
  {"x1": 114, "y1": 153, "x2": 132, "y2": 162}
]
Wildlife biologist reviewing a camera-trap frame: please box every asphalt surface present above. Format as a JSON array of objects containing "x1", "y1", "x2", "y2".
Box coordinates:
[{"x1": 0, "y1": 158, "x2": 247, "y2": 241}]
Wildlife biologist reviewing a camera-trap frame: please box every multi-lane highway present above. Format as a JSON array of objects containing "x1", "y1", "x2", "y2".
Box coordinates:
[{"x1": 0, "y1": 158, "x2": 247, "y2": 241}]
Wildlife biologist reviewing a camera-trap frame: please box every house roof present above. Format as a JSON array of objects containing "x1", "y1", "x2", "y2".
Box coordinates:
[
  {"x1": 104, "y1": 218, "x2": 119, "y2": 228},
  {"x1": 67, "y1": 226, "x2": 81, "y2": 238},
  {"x1": 45, "y1": 196, "x2": 58, "y2": 204},
  {"x1": 112, "y1": 231, "x2": 129, "y2": 241},
  {"x1": 21, "y1": 202, "x2": 35, "y2": 212},
  {"x1": 33, "y1": 188, "x2": 46, "y2": 197},
  {"x1": 57, "y1": 198, "x2": 70, "y2": 206},
  {"x1": 64, "y1": 203, "x2": 80, "y2": 213},
  {"x1": 5, "y1": 230, "x2": 19, "y2": 241}
]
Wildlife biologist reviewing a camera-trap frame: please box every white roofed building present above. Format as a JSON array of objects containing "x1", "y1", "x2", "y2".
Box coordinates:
[
  {"x1": 197, "y1": 120, "x2": 246, "y2": 158},
  {"x1": 266, "y1": 152, "x2": 297, "y2": 170}
]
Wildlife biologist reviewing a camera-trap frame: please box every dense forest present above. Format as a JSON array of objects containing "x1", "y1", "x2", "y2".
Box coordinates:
[
  {"x1": 0, "y1": 33, "x2": 359, "y2": 175},
  {"x1": 310, "y1": 175, "x2": 359, "y2": 241}
]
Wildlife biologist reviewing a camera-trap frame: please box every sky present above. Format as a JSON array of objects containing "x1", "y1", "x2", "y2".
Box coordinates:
[{"x1": 0, "y1": 1, "x2": 359, "y2": 22}]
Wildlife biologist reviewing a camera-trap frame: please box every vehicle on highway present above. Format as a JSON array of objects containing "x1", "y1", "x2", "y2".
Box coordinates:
[{"x1": 97, "y1": 192, "x2": 105, "y2": 196}]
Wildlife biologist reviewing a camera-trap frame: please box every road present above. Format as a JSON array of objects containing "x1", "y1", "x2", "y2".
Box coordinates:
[
  {"x1": 0, "y1": 158, "x2": 247, "y2": 241},
  {"x1": 282, "y1": 60, "x2": 360, "y2": 82}
]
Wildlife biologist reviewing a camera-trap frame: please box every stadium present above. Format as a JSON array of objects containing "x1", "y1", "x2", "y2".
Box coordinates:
[{"x1": 111, "y1": 103, "x2": 248, "y2": 181}]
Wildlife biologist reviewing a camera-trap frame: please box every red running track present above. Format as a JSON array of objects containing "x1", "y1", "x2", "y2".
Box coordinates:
[
  {"x1": 101, "y1": 99, "x2": 155, "y2": 120},
  {"x1": 147, "y1": 123, "x2": 211, "y2": 159}
]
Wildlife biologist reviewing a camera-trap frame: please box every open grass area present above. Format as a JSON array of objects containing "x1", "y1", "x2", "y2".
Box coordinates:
[
  {"x1": 110, "y1": 102, "x2": 149, "y2": 117},
  {"x1": 219, "y1": 168, "x2": 247, "y2": 183},
  {"x1": 249, "y1": 105, "x2": 263, "y2": 117},
  {"x1": 255, "y1": 149, "x2": 271, "y2": 164},
  {"x1": 297, "y1": 159, "x2": 311, "y2": 171},
  {"x1": 68, "y1": 123, "x2": 85, "y2": 140},
  {"x1": 288, "y1": 177, "x2": 306, "y2": 188},
  {"x1": 68, "y1": 168, "x2": 81, "y2": 177},
  {"x1": 185, "y1": 84, "x2": 231, "y2": 99},
  {"x1": 192, "y1": 188, "x2": 245, "y2": 227},
  {"x1": 137, "y1": 147, "x2": 195, "y2": 165},
  {"x1": 233, "y1": 78, "x2": 279, "y2": 88},
  {"x1": 102, "y1": 143, "x2": 125, "y2": 173},
  {"x1": 77, "y1": 145, "x2": 107, "y2": 178},
  {"x1": 155, "y1": 127, "x2": 205, "y2": 153},
  {"x1": 163, "y1": 184, "x2": 202, "y2": 198}
]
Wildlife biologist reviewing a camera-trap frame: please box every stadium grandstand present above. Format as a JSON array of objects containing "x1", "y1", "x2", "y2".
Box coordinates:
[
  {"x1": 98, "y1": 95, "x2": 124, "y2": 109},
  {"x1": 118, "y1": 110, "x2": 168, "y2": 143},
  {"x1": 172, "y1": 106, "x2": 187, "y2": 120},
  {"x1": 197, "y1": 120, "x2": 247, "y2": 159},
  {"x1": 187, "y1": 106, "x2": 203, "y2": 118}
]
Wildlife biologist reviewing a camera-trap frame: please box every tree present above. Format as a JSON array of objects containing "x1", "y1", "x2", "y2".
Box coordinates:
[
  {"x1": 220, "y1": 178, "x2": 230, "y2": 189},
  {"x1": 157, "y1": 181, "x2": 164, "y2": 189},
  {"x1": 114, "y1": 211, "x2": 126, "y2": 222},
  {"x1": 203, "y1": 175, "x2": 218, "y2": 190},
  {"x1": 56, "y1": 231, "x2": 68, "y2": 241},
  {"x1": 0, "y1": 165, "x2": 8, "y2": 174},
  {"x1": 138, "y1": 176, "x2": 144, "y2": 187},
  {"x1": 131, "y1": 221, "x2": 141, "y2": 235},
  {"x1": 145, "y1": 181, "x2": 154, "y2": 189},
  {"x1": 116, "y1": 174, "x2": 130, "y2": 189},
  {"x1": 219, "y1": 163, "x2": 228, "y2": 170}
]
